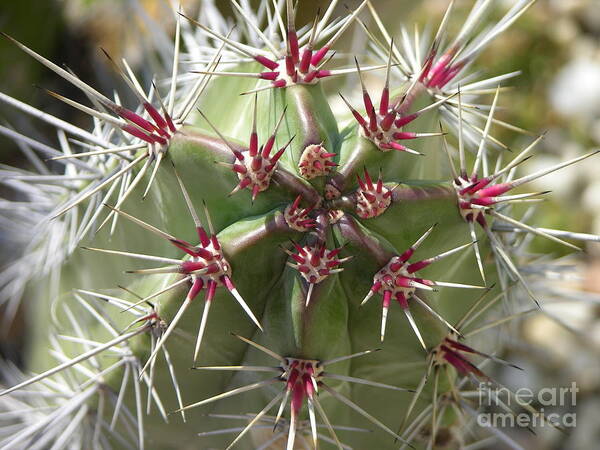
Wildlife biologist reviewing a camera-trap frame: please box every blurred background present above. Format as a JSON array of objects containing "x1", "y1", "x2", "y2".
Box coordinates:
[{"x1": 1, "y1": 0, "x2": 600, "y2": 448}]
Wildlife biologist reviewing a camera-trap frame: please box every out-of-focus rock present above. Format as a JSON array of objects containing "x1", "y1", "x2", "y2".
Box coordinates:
[{"x1": 549, "y1": 58, "x2": 600, "y2": 118}]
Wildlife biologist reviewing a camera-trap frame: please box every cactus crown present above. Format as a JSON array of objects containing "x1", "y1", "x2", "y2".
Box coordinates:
[{"x1": 0, "y1": 1, "x2": 597, "y2": 449}]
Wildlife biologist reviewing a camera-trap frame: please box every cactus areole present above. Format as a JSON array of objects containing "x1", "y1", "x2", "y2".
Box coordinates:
[{"x1": 0, "y1": 1, "x2": 598, "y2": 449}]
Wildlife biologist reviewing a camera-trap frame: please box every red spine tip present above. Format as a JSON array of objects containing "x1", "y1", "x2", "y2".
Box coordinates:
[{"x1": 255, "y1": 54, "x2": 279, "y2": 70}]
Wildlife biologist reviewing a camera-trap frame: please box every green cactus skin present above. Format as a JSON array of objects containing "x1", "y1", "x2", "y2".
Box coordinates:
[{"x1": 0, "y1": 1, "x2": 598, "y2": 449}]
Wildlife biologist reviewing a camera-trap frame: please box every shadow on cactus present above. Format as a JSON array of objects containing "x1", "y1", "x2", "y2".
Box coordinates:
[{"x1": 0, "y1": 1, "x2": 598, "y2": 449}]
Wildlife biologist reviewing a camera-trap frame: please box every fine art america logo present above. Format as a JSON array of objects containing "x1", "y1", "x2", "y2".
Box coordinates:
[{"x1": 476, "y1": 382, "x2": 578, "y2": 428}]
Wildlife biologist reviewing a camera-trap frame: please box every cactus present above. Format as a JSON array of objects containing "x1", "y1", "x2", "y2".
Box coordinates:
[{"x1": 0, "y1": 1, "x2": 598, "y2": 449}]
